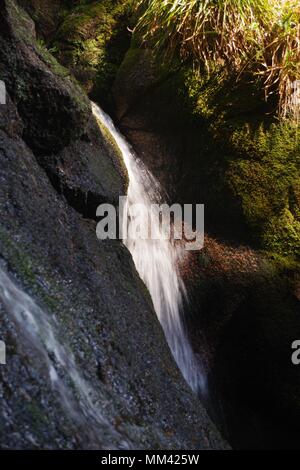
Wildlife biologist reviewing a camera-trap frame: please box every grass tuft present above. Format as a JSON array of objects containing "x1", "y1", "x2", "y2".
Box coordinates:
[{"x1": 136, "y1": 0, "x2": 300, "y2": 119}]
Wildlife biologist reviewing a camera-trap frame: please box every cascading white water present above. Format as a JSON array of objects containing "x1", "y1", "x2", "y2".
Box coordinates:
[
  {"x1": 0, "y1": 266, "x2": 131, "y2": 449},
  {"x1": 92, "y1": 103, "x2": 206, "y2": 394}
]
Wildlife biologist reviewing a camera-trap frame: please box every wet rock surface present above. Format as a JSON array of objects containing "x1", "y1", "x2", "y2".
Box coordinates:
[{"x1": 0, "y1": 0, "x2": 227, "y2": 450}]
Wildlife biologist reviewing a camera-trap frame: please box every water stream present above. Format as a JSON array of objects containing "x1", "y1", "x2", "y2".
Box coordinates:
[
  {"x1": 92, "y1": 103, "x2": 206, "y2": 394},
  {"x1": 0, "y1": 266, "x2": 131, "y2": 449},
  {"x1": 0, "y1": 102, "x2": 206, "y2": 449}
]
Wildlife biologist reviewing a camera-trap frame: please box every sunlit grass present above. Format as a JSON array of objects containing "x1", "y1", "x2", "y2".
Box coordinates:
[{"x1": 136, "y1": 0, "x2": 300, "y2": 119}]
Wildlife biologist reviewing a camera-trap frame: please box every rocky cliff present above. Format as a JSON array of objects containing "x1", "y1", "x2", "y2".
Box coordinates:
[{"x1": 0, "y1": 0, "x2": 226, "y2": 449}]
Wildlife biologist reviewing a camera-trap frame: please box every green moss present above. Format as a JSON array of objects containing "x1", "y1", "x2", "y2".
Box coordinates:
[
  {"x1": 4, "y1": 0, "x2": 90, "y2": 121},
  {"x1": 116, "y1": 48, "x2": 145, "y2": 79},
  {"x1": 0, "y1": 227, "x2": 60, "y2": 312},
  {"x1": 262, "y1": 251, "x2": 300, "y2": 273},
  {"x1": 98, "y1": 119, "x2": 122, "y2": 161},
  {"x1": 35, "y1": 39, "x2": 91, "y2": 116},
  {"x1": 225, "y1": 121, "x2": 300, "y2": 256},
  {"x1": 36, "y1": 41, "x2": 71, "y2": 79},
  {"x1": 146, "y1": 55, "x2": 299, "y2": 259},
  {"x1": 94, "y1": 115, "x2": 128, "y2": 190},
  {"x1": 263, "y1": 209, "x2": 300, "y2": 257},
  {"x1": 25, "y1": 401, "x2": 49, "y2": 429},
  {"x1": 52, "y1": 0, "x2": 133, "y2": 106},
  {"x1": 157, "y1": 63, "x2": 300, "y2": 260},
  {"x1": 5, "y1": 0, "x2": 36, "y2": 44},
  {"x1": 0, "y1": 227, "x2": 36, "y2": 285}
]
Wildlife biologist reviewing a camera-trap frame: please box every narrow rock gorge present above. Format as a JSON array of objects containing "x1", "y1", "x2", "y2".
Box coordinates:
[
  {"x1": 0, "y1": 0, "x2": 300, "y2": 452},
  {"x1": 0, "y1": 0, "x2": 225, "y2": 450}
]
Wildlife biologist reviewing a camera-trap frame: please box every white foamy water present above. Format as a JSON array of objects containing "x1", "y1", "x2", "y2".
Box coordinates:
[
  {"x1": 0, "y1": 266, "x2": 131, "y2": 449},
  {"x1": 92, "y1": 103, "x2": 206, "y2": 394}
]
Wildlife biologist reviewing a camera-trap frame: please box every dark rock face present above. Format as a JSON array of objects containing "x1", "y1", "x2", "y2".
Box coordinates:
[
  {"x1": 0, "y1": 0, "x2": 90, "y2": 156},
  {"x1": 181, "y1": 239, "x2": 300, "y2": 449},
  {"x1": 0, "y1": 0, "x2": 226, "y2": 450},
  {"x1": 18, "y1": 0, "x2": 62, "y2": 38},
  {"x1": 39, "y1": 115, "x2": 128, "y2": 219},
  {"x1": 0, "y1": 0, "x2": 128, "y2": 215},
  {"x1": 113, "y1": 46, "x2": 300, "y2": 448},
  {"x1": 113, "y1": 48, "x2": 246, "y2": 242}
]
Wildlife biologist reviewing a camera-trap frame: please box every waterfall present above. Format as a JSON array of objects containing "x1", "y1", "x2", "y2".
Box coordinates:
[
  {"x1": 0, "y1": 266, "x2": 131, "y2": 449},
  {"x1": 92, "y1": 103, "x2": 206, "y2": 394}
]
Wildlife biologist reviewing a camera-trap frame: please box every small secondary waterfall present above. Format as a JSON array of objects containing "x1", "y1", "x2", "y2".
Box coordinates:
[
  {"x1": 92, "y1": 103, "x2": 206, "y2": 394},
  {"x1": 0, "y1": 266, "x2": 131, "y2": 449}
]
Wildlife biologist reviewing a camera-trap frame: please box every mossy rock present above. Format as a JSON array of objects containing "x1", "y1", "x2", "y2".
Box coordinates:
[
  {"x1": 18, "y1": 0, "x2": 64, "y2": 38},
  {"x1": 0, "y1": 0, "x2": 91, "y2": 155},
  {"x1": 183, "y1": 71, "x2": 300, "y2": 259},
  {"x1": 52, "y1": 0, "x2": 133, "y2": 108},
  {"x1": 115, "y1": 46, "x2": 300, "y2": 260}
]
